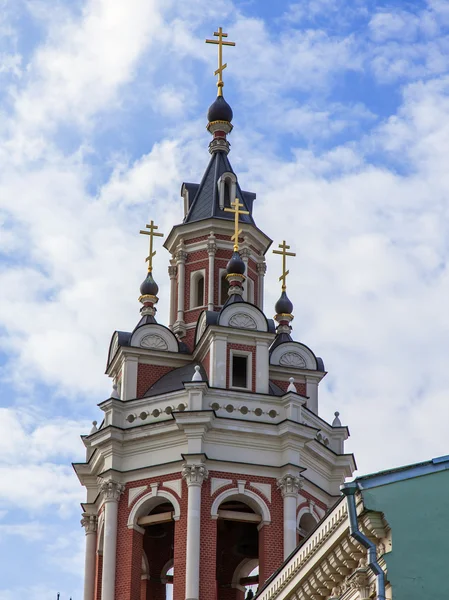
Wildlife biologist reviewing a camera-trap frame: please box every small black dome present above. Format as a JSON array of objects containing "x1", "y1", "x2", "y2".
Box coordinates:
[
  {"x1": 275, "y1": 291, "x2": 293, "y2": 315},
  {"x1": 226, "y1": 251, "x2": 245, "y2": 275},
  {"x1": 207, "y1": 95, "x2": 233, "y2": 123},
  {"x1": 140, "y1": 271, "x2": 159, "y2": 297}
]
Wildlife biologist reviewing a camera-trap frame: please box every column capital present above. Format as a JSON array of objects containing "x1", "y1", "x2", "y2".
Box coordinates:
[
  {"x1": 168, "y1": 264, "x2": 177, "y2": 278},
  {"x1": 277, "y1": 474, "x2": 303, "y2": 498},
  {"x1": 182, "y1": 463, "x2": 208, "y2": 487},
  {"x1": 256, "y1": 261, "x2": 267, "y2": 275},
  {"x1": 176, "y1": 248, "x2": 188, "y2": 263},
  {"x1": 240, "y1": 247, "x2": 250, "y2": 261},
  {"x1": 207, "y1": 233, "x2": 217, "y2": 255},
  {"x1": 81, "y1": 513, "x2": 98, "y2": 534},
  {"x1": 98, "y1": 478, "x2": 125, "y2": 503}
]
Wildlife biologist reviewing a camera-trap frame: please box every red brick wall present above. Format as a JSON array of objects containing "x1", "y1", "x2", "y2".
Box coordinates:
[
  {"x1": 270, "y1": 378, "x2": 307, "y2": 396},
  {"x1": 136, "y1": 364, "x2": 174, "y2": 398},
  {"x1": 227, "y1": 343, "x2": 257, "y2": 392},
  {"x1": 173, "y1": 479, "x2": 188, "y2": 600},
  {"x1": 199, "y1": 482, "x2": 218, "y2": 600}
]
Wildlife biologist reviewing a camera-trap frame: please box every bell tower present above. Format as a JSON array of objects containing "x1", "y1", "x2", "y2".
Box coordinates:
[{"x1": 74, "y1": 27, "x2": 355, "y2": 600}]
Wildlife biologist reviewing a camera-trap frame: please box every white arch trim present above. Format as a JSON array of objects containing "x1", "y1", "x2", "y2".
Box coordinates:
[
  {"x1": 232, "y1": 558, "x2": 258, "y2": 592},
  {"x1": 211, "y1": 487, "x2": 271, "y2": 527},
  {"x1": 141, "y1": 553, "x2": 150, "y2": 580},
  {"x1": 127, "y1": 489, "x2": 181, "y2": 531},
  {"x1": 296, "y1": 506, "x2": 320, "y2": 528}
]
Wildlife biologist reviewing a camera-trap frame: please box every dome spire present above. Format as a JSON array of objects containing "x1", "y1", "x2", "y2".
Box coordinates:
[
  {"x1": 273, "y1": 240, "x2": 296, "y2": 335},
  {"x1": 138, "y1": 220, "x2": 164, "y2": 319},
  {"x1": 205, "y1": 27, "x2": 235, "y2": 154}
]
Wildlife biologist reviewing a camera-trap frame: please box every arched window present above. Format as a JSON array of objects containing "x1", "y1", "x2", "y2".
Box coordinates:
[
  {"x1": 220, "y1": 272, "x2": 229, "y2": 305},
  {"x1": 298, "y1": 512, "x2": 317, "y2": 540},
  {"x1": 217, "y1": 172, "x2": 237, "y2": 210},
  {"x1": 195, "y1": 275, "x2": 204, "y2": 307},
  {"x1": 190, "y1": 270, "x2": 205, "y2": 308}
]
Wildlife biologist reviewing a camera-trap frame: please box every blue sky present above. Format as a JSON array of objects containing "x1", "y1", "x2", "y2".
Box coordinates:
[{"x1": 1, "y1": 0, "x2": 449, "y2": 597}]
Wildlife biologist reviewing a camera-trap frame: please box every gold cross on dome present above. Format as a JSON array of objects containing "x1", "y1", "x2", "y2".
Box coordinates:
[
  {"x1": 273, "y1": 240, "x2": 296, "y2": 291},
  {"x1": 224, "y1": 198, "x2": 249, "y2": 251},
  {"x1": 205, "y1": 27, "x2": 235, "y2": 96},
  {"x1": 139, "y1": 220, "x2": 164, "y2": 273}
]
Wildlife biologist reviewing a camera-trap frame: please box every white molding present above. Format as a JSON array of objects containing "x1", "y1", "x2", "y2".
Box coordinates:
[
  {"x1": 211, "y1": 477, "x2": 233, "y2": 495},
  {"x1": 128, "y1": 485, "x2": 148, "y2": 507},
  {"x1": 250, "y1": 482, "x2": 272, "y2": 503},
  {"x1": 270, "y1": 342, "x2": 317, "y2": 370},
  {"x1": 130, "y1": 325, "x2": 178, "y2": 353},
  {"x1": 219, "y1": 302, "x2": 268, "y2": 332},
  {"x1": 127, "y1": 489, "x2": 181, "y2": 529},
  {"x1": 211, "y1": 487, "x2": 271, "y2": 525},
  {"x1": 163, "y1": 479, "x2": 182, "y2": 498},
  {"x1": 217, "y1": 171, "x2": 237, "y2": 211}
]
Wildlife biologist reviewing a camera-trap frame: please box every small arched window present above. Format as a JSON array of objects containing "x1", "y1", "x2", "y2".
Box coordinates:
[
  {"x1": 298, "y1": 513, "x2": 317, "y2": 540},
  {"x1": 217, "y1": 172, "x2": 237, "y2": 210},
  {"x1": 190, "y1": 270, "x2": 206, "y2": 309},
  {"x1": 220, "y1": 272, "x2": 229, "y2": 305},
  {"x1": 196, "y1": 275, "x2": 204, "y2": 307}
]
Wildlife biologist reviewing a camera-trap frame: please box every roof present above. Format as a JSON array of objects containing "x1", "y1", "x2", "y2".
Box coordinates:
[
  {"x1": 183, "y1": 150, "x2": 256, "y2": 225},
  {"x1": 144, "y1": 362, "x2": 207, "y2": 397},
  {"x1": 356, "y1": 454, "x2": 449, "y2": 490}
]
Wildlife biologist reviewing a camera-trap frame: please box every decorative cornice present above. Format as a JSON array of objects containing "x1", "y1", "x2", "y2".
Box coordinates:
[
  {"x1": 81, "y1": 513, "x2": 98, "y2": 534},
  {"x1": 98, "y1": 478, "x2": 125, "y2": 503},
  {"x1": 182, "y1": 463, "x2": 209, "y2": 487},
  {"x1": 277, "y1": 474, "x2": 303, "y2": 498}
]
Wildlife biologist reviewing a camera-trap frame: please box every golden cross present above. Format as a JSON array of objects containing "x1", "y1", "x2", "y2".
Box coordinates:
[
  {"x1": 273, "y1": 240, "x2": 296, "y2": 292},
  {"x1": 139, "y1": 220, "x2": 164, "y2": 273},
  {"x1": 205, "y1": 27, "x2": 235, "y2": 97},
  {"x1": 224, "y1": 198, "x2": 249, "y2": 251}
]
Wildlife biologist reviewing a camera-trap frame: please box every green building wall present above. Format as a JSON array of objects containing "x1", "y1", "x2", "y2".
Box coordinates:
[{"x1": 361, "y1": 468, "x2": 449, "y2": 599}]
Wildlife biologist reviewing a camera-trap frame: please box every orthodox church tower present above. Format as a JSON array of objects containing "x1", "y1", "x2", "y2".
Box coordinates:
[{"x1": 74, "y1": 28, "x2": 355, "y2": 600}]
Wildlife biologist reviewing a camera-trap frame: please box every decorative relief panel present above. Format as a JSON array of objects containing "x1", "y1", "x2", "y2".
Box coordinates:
[
  {"x1": 140, "y1": 334, "x2": 168, "y2": 350},
  {"x1": 279, "y1": 351, "x2": 307, "y2": 368},
  {"x1": 229, "y1": 312, "x2": 257, "y2": 330}
]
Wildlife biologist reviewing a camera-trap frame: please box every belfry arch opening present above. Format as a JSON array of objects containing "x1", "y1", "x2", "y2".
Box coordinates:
[
  {"x1": 216, "y1": 499, "x2": 261, "y2": 599},
  {"x1": 297, "y1": 512, "x2": 317, "y2": 543},
  {"x1": 138, "y1": 500, "x2": 176, "y2": 599}
]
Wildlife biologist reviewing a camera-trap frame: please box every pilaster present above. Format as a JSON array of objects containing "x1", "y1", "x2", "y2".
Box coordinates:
[
  {"x1": 207, "y1": 233, "x2": 217, "y2": 311},
  {"x1": 277, "y1": 474, "x2": 303, "y2": 559},
  {"x1": 99, "y1": 478, "x2": 125, "y2": 600},
  {"x1": 81, "y1": 513, "x2": 98, "y2": 600}
]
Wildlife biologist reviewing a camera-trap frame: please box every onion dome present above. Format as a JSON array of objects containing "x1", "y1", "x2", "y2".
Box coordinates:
[
  {"x1": 275, "y1": 290, "x2": 293, "y2": 315},
  {"x1": 207, "y1": 95, "x2": 233, "y2": 123},
  {"x1": 140, "y1": 271, "x2": 159, "y2": 297},
  {"x1": 226, "y1": 250, "x2": 245, "y2": 275}
]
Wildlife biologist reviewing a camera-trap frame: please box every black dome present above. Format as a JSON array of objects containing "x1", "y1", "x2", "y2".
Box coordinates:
[
  {"x1": 226, "y1": 251, "x2": 245, "y2": 275},
  {"x1": 275, "y1": 291, "x2": 293, "y2": 315},
  {"x1": 140, "y1": 271, "x2": 159, "y2": 297},
  {"x1": 207, "y1": 95, "x2": 233, "y2": 123}
]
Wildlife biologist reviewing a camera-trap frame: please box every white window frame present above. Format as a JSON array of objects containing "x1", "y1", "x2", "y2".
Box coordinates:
[
  {"x1": 217, "y1": 172, "x2": 237, "y2": 210},
  {"x1": 229, "y1": 349, "x2": 252, "y2": 390},
  {"x1": 190, "y1": 269, "x2": 206, "y2": 309},
  {"x1": 245, "y1": 276, "x2": 254, "y2": 304}
]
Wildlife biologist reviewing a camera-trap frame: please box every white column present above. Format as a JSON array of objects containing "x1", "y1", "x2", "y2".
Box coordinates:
[
  {"x1": 257, "y1": 261, "x2": 267, "y2": 311},
  {"x1": 168, "y1": 263, "x2": 177, "y2": 327},
  {"x1": 306, "y1": 378, "x2": 319, "y2": 414},
  {"x1": 120, "y1": 355, "x2": 138, "y2": 401},
  {"x1": 277, "y1": 474, "x2": 302, "y2": 559},
  {"x1": 174, "y1": 243, "x2": 188, "y2": 337},
  {"x1": 207, "y1": 233, "x2": 216, "y2": 311},
  {"x1": 182, "y1": 463, "x2": 208, "y2": 600},
  {"x1": 99, "y1": 479, "x2": 125, "y2": 600},
  {"x1": 81, "y1": 513, "x2": 98, "y2": 600}
]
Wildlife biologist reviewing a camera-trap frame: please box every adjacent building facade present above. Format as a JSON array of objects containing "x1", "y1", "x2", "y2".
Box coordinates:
[
  {"x1": 73, "y1": 75, "x2": 356, "y2": 600},
  {"x1": 256, "y1": 454, "x2": 449, "y2": 600}
]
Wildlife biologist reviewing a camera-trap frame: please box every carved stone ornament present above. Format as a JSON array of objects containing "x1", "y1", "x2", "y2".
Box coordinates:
[
  {"x1": 140, "y1": 334, "x2": 168, "y2": 350},
  {"x1": 279, "y1": 351, "x2": 307, "y2": 368},
  {"x1": 182, "y1": 463, "x2": 209, "y2": 486},
  {"x1": 197, "y1": 315, "x2": 207, "y2": 340},
  {"x1": 81, "y1": 513, "x2": 98, "y2": 534},
  {"x1": 98, "y1": 478, "x2": 125, "y2": 502},
  {"x1": 277, "y1": 474, "x2": 303, "y2": 497},
  {"x1": 256, "y1": 261, "x2": 267, "y2": 275},
  {"x1": 168, "y1": 264, "x2": 177, "y2": 279},
  {"x1": 229, "y1": 312, "x2": 257, "y2": 330}
]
